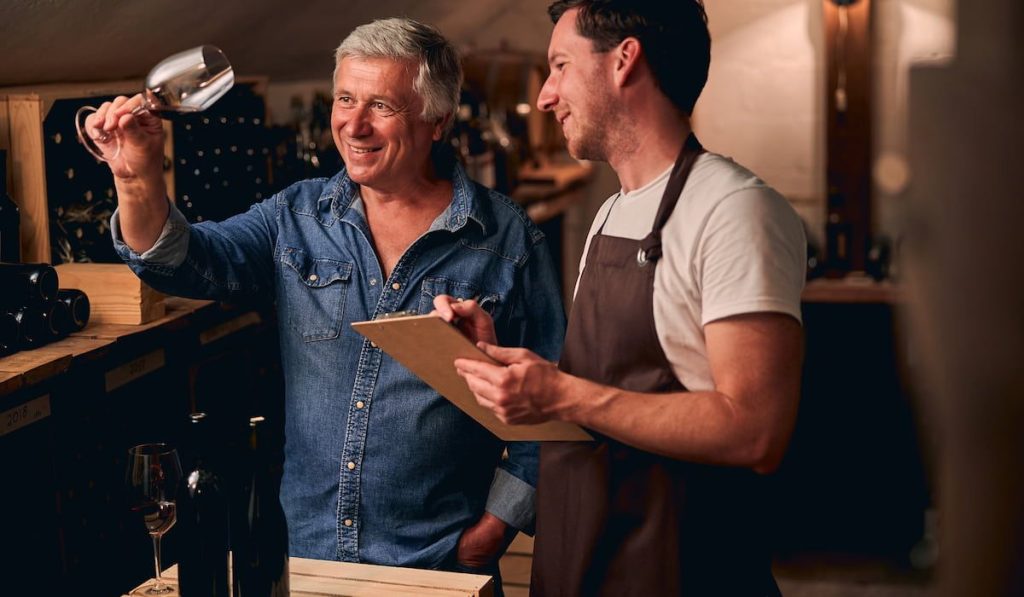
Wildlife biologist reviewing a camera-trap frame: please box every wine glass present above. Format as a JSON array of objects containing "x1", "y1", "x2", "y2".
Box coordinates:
[
  {"x1": 126, "y1": 443, "x2": 183, "y2": 596},
  {"x1": 75, "y1": 45, "x2": 234, "y2": 162}
]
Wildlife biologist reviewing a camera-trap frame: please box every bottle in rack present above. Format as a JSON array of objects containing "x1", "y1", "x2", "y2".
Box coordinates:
[
  {"x1": 0, "y1": 312, "x2": 18, "y2": 356},
  {"x1": 232, "y1": 415, "x2": 289, "y2": 597},
  {"x1": 177, "y1": 412, "x2": 231, "y2": 597},
  {"x1": 56, "y1": 289, "x2": 90, "y2": 333},
  {"x1": 0, "y1": 150, "x2": 21, "y2": 263},
  {"x1": 0, "y1": 263, "x2": 58, "y2": 310}
]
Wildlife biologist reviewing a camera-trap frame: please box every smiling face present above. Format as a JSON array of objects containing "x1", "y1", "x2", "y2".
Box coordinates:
[
  {"x1": 536, "y1": 8, "x2": 616, "y2": 162},
  {"x1": 331, "y1": 56, "x2": 444, "y2": 192}
]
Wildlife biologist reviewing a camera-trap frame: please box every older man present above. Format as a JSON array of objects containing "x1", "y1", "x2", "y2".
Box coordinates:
[
  {"x1": 86, "y1": 18, "x2": 564, "y2": 584},
  {"x1": 435, "y1": 1, "x2": 806, "y2": 595}
]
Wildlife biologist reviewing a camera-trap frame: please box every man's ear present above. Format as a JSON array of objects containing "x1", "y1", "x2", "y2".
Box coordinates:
[
  {"x1": 612, "y1": 37, "x2": 643, "y2": 89},
  {"x1": 433, "y1": 113, "x2": 453, "y2": 141}
]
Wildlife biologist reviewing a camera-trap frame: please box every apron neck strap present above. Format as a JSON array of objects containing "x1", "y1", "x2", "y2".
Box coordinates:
[{"x1": 638, "y1": 133, "x2": 704, "y2": 265}]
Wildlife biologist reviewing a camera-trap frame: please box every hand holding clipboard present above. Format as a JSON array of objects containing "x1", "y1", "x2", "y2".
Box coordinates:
[{"x1": 351, "y1": 309, "x2": 591, "y2": 441}]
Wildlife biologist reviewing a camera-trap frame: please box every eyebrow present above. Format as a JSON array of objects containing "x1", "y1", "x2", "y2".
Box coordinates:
[
  {"x1": 334, "y1": 89, "x2": 396, "y2": 104},
  {"x1": 547, "y1": 51, "x2": 568, "y2": 65}
]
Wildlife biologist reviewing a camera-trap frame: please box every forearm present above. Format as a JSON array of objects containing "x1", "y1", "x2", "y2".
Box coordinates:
[
  {"x1": 114, "y1": 173, "x2": 170, "y2": 253},
  {"x1": 556, "y1": 373, "x2": 793, "y2": 473}
]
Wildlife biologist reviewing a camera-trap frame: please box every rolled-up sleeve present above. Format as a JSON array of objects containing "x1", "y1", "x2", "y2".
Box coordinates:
[{"x1": 111, "y1": 200, "x2": 191, "y2": 273}]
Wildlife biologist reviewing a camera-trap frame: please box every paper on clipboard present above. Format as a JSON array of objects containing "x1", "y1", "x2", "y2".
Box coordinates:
[{"x1": 351, "y1": 314, "x2": 592, "y2": 441}]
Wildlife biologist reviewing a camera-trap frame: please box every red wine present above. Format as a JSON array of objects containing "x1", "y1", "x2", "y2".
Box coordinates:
[
  {"x1": 131, "y1": 499, "x2": 177, "y2": 536},
  {"x1": 178, "y1": 412, "x2": 230, "y2": 597},
  {"x1": 232, "y1": 416, "x2": 289, "y2": 597}
]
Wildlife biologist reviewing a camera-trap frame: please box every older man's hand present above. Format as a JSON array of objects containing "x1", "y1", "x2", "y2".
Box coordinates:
[
  {"x1": 456, "y1": 512, "x2": 509, "y2": 569},
  {"x1": 432, "y1": 294, "x2": 498, "y2": 346}
]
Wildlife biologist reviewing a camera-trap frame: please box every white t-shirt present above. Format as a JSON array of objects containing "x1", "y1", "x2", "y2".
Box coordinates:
[{"x1": 576, "y1": 152, "x2": 806, "y2": 392}]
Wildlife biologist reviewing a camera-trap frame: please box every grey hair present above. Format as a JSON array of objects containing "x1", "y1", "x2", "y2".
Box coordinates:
[{"x1": 334, "y1": 18, "x2": 462, "y2": 135}]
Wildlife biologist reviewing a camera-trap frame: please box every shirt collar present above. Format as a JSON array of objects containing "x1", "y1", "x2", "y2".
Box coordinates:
[{"x1": 318, "y1": 162, "x2": 494, "y2": 235}]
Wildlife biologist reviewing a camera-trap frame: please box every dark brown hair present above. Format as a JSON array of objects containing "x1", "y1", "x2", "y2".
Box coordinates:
[{"x1": 548, "y1": 0, "x2": 710, "y2": 114}]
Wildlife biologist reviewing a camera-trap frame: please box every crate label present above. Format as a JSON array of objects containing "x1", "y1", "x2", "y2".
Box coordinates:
[
  {"x1": 0, "y1": 394, "x2": 51, "y2": 437},
  {"x1": 199, "y1": 312, "x2": 262, "y2": 346},
  {"x1": 105, "y1": 349, "x2": 165, "y2": 392}
]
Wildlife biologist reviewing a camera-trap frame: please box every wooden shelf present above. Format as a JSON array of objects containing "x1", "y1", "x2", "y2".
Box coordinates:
[
  {"x1": 802, "y1": 276, "x2": 901, "y2": 304},
  {"x1": 0, "y1": 297, "x2": 214, "y2": 400}
]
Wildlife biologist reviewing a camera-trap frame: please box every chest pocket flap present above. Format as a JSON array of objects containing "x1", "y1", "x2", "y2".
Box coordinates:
[{"x1": 281, "y1": 248, "x2": 353, "y2": 341}]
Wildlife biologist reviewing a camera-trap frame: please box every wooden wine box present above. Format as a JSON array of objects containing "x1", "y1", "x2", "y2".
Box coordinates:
[{"x1": 54, "y1": 262, "x2": 165, "y2": 325}]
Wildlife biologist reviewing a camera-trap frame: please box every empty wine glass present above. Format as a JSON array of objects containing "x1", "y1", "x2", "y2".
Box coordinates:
[
  {"x1": 75, "y1": 45, "x2": 234, "y2": 162},
  {"x1": 126, "y1": 443, "x2": 183, "y2": 596}
]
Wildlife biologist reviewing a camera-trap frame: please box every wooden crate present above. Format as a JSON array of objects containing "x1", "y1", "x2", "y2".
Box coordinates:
[
  {"x1": 55, "y1": 262, "x2": 165, "y2": 325},
  {"x1": 0, "y1": 80, "x2": 175, "y2": 263},
  {"x1": 0, "y1": 76, "x2": 269, "y2": 264}
]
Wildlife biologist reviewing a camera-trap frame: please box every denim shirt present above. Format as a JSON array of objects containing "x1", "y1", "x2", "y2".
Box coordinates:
[{"x1": 111, "y1": 163, "x2": 566, "y2": 568}]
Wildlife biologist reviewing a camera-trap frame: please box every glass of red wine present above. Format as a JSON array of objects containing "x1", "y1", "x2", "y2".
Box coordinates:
[{"x1": 126, "y1": 443, "x2": 183, "y2": 595}]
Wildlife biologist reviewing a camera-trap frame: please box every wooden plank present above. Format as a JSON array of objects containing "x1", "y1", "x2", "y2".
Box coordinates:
[
  {"x1": 506, "y1": 532, "x2": 534, "y2": 556},
  {"x1": 0, "y1": 350, "x2": 71, "y2": 383},
  {"x1": 7, "y1": 96, "x2": 49, "y2": 263},
  {"x1": 199, "y1": 311, "x2": 261, "y2": 346},
  {"x1": 498, "y1": 553, "x2": 532, "y2": 587},
  {"x1": 0, "y1": 371, "x2": 22, "y2": 396},
  {"x1": 802, "y1": 277, "x2": 901, "y2": 304},
  {"x1": 104, "y1": 348, "x2": 165, "y2": 392},
  {"x1": 143, "y1": 558, "x2": 494, "y2": 597},
  {"x1": 72, "y1": 300, "x2": 196, "y2": 340}
]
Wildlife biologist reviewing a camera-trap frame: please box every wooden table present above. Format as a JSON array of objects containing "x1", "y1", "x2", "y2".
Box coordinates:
[{"x1": 126, "y1": 557, "x2": 493, "y2": 597}]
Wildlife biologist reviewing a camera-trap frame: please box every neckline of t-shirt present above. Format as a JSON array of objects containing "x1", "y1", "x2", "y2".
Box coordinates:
[{"x1": 619, "y1": 163, "x2": 674, "y2": 201}]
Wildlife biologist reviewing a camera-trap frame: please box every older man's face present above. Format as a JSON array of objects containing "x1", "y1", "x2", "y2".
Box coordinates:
[{"x1": 332, "y1": 56, "x2": 443, "y2": 191}]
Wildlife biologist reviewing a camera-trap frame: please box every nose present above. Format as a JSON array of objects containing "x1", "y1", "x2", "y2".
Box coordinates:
[
  {"x1": 344, "y1": 106, "x2": 372, "y2": 137},
  {"x1": 537, "y1": 72, "x2": 558, "y2": 113}
]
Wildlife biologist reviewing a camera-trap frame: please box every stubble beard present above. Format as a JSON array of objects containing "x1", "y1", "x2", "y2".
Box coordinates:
[{"x1": 566, "y1": 76, "x2": 619, "y2": 163}]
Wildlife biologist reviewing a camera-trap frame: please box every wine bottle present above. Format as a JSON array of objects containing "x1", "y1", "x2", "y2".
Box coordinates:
[
  {"x1": 0, "y1": 150, "x2": 20, "y2": 263},
  {"x1": 0, "y1": 312, "x2": 18, "y2": 356},
  {"x1": 178, "y1": 412, "x2": 231, "y2": 597},
  {"x1": 56, "y1": 289, "x2": 90, "y2": 333},
  {"x1": 0, "y1": 263, "x2": 58, "y2": 309},
  {"x1": 232, "y1": 416, "x2": 289, "y2": 597},
  {"x1": 8, "y1": 303, "x2": 59, "y2": 348}
]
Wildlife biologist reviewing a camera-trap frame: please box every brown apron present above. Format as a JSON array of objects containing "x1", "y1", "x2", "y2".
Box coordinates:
[{"x1": 531, "y1": 135, "x2": 776, "y2": 596}]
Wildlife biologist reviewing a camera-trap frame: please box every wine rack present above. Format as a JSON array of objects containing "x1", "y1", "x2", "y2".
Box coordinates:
[{"x1": 0, "y1": 77, "x2": 273, "y2": 264}]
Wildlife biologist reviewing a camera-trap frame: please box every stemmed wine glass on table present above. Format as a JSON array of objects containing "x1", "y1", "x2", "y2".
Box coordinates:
[
  {"x1": 126, "y1": 443, "x2": 183, "y2": 596},
  {"x1": 75, "y1": 44, "x2": 234, "y2": 162}
]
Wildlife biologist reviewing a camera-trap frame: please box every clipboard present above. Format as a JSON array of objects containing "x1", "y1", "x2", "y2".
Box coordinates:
[{"x1": 351, "y1": 314, "x2": 592, "y2": 441}]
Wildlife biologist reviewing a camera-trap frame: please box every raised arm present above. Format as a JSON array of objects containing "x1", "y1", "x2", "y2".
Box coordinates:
[{"x1": 85, "y1": 94, "x2": 169, "y2": 252}]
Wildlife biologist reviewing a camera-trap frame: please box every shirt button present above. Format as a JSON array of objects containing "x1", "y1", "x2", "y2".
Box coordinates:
[
  {"x1": 356, "y1": 401, "x2": 365, "y2": 409},
  {"x1": 344, "y1": 519, "x2": 353, "y2": 527},
  {"x1": 391, "y1": 282, "x2": 401, "y2": 290},
  {"x1": 347, "y1": 461, "x2": 356, "y2": 470},
  {"x1": 308, "y1": 274, "x2": 318, "y2": 282},
  {"x1": 369, "y1": 278, "x2": 377, "y2": 286}
]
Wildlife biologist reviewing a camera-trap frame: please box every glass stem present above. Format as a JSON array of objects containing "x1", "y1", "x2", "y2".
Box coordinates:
[{"x1": 152, "y1": 534, "x2": 164, "y2": 589}]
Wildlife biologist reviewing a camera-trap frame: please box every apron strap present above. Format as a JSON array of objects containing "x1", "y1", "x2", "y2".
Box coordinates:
[{"x1": 638, "y1": 133, "x2": 704, "y2": 264}]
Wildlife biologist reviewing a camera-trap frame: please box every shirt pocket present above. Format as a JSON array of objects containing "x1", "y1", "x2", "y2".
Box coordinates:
[
  {"x1": 280, "y1": 247, "x2": 354, "y2": 342},
  {"x1": 418, "y1": 277, "x2": 503, "y2": 319}
]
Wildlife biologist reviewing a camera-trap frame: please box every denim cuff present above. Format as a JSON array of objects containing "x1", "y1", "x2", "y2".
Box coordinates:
[
  {"x1": 111, "y1": 200, "x2": 190, "y2": 269},
  {"x1": 485, "y1": 468, "x2": 536, "y2": 533}
]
